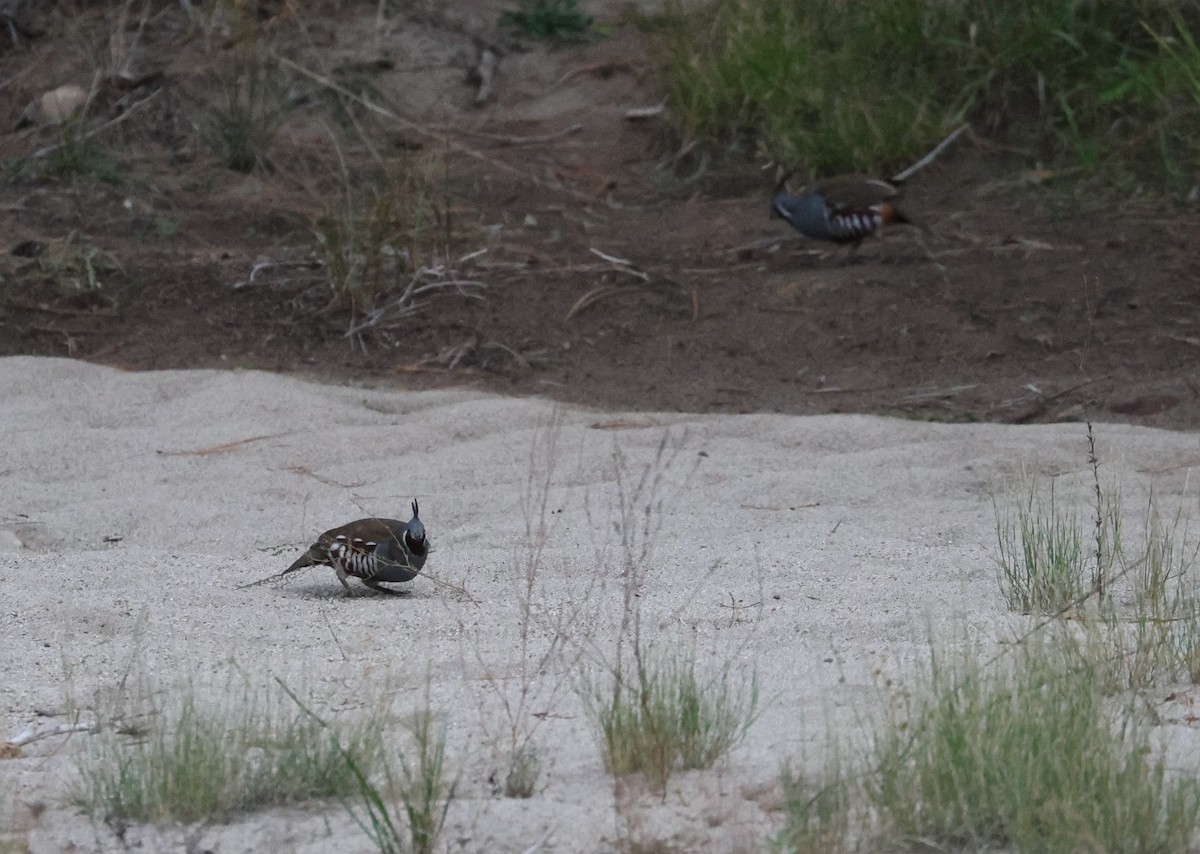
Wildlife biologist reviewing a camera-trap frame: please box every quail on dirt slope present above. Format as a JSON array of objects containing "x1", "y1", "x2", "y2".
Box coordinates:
[
  {"x1": 283, "y1": 500, "x2": 429, "y2": 594},
  {"x1": 770, "y1": 172, "x2": 912, "y2": 244}
]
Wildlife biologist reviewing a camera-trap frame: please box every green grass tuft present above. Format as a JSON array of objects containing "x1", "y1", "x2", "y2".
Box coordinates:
[
  {"x1": 42, "y1": 123, "x2": 121, "y2": 184},
  {"x1": 651, "y1": 0, "x2": 1200, "y2": 189},
  {"x1": 311, "y1": 151, "x2": 468, "y2": 332},
  {"x1": 995, "y1": 460, "x2": 1200, "y2": 691},
  {"x1": 74, "y1": 684, "x2": 385, "y2": 823},
  {"x1": 500, "y1": 0, "x2": 598, "y2": 43},
  {"x1": 994, "y1": 479, "x2": 1092, "y2": 614},
  {"x1": 205, "y1": 44, "x2": 287, "y2": 173},
  {"x1": 867, "y1": 644, "x2": 1200, "y2": 852},
  {"x1": 586, "y1": 650, "x2": 757, "y2": 793}
]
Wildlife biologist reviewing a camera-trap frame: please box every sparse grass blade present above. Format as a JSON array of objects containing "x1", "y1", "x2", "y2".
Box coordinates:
[
  {"x1": 344, "y1": 750, "x2": 407, "y2": 854},
  {"x1": 344, "y1": 707, "x2": 455, "y2": 854},
  {"x1": 397, "y1": 710, "x2": 453, "y2": 854},
  {"x1": 1088, "y1": 494, "x2": 1200, "y2": 690},
  {"x1": 774, "y1": 761, "x2": 851, "y2": 854}
]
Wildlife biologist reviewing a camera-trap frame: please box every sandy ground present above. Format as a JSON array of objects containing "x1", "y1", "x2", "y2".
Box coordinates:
[{"x1": 3, "y1": 356, "x2": 1200, "y2": 852}]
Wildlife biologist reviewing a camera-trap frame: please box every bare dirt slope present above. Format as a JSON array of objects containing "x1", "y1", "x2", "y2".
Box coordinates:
[{"x1": 2, "y1": 1, "x2": 1199, "y2": 429}]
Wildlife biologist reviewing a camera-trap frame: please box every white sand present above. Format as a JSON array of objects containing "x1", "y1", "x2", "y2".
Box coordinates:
[{"x1": 2, "y1": 356, "x2": 1199, "y2": 852}]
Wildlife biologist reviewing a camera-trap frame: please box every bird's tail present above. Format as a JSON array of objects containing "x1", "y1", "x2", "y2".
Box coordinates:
[
  {"x1": 283, "y1": 544, "x2": 326, "y2": 575},
  {"x1": 882, "y1": 203, "x2": 928, "y2": 233},
  {"x1": 878, "y1": 202, "x2": 905, "y2": 224}
]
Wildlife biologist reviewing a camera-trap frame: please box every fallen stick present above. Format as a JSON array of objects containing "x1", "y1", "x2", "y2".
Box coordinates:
[
  {"x1": 625, "y1": 103, "x2": 665, "y2": 121},
  {"x1": 4, "y1": 721, "x2": 91, "y2": 748},
  {"x1": 588, "y1": 246, "x2": 650, "y2": 280},
  {"x1": 437, "y1": 123, "x2": 583, "y2": 145},
  {"x1": 468, "y1": 46, "x2": 498, "y2": 105},
  {"x1": 891, "y1": 122, "x2": 970, "y2": 184}
]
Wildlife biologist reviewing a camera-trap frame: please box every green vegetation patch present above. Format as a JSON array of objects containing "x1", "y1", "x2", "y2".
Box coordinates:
[
  {"x1": 652, "y1": 0, "x2": 1200, "y2": 189},
  {"x1": 586, "y1": 651, "x2": 758, "y2": 793},
  {"x1": 75, "y1": 684, "x2": 386, "y2": 823},
  {"x1": 867, "y1": 645, "x2": 1200, "y2": 852},
  {"x1": 501, "y1": 0, "x2": 598, "y2": 43}
]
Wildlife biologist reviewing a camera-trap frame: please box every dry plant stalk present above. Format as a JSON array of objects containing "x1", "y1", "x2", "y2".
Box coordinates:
[{"x1": 461, "y1": 407, "x2": 592, "y2": 796}]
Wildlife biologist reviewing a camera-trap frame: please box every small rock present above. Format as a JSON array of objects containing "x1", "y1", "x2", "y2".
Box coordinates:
[{"x1": 32, "y1": 84, "x2": 88, "y2": 125}]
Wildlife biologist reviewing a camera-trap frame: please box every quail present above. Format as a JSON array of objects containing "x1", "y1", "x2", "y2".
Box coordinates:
[
  {"x1": 283, "y1": 500, "x2": 429, "y2": 594},
  {"x1": 770, "y1": 173, "x2": 912, "y2": 244}
]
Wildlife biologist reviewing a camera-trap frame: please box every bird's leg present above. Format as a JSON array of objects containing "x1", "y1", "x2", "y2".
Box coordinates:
[
  {"x1": 363, "y1": 579, "x2": 404, "y2": 595},
  {"x1": 335, "y1": 565, "x2": 352, "y2": 592}
]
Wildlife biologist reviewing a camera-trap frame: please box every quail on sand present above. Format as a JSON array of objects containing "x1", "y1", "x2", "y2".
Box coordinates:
[
  {"x1": 284, "y1": 500, "x2": 428, "y2": 594},
  {"x1": 770, "y1": 172, "x2": 912, "y2": 244}
]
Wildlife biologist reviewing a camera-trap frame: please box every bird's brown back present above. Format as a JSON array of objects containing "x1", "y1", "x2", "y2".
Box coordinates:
[
  {"x1": 811, "y1": 174, "x2": 900, "y2": 210},
  {"x1": 318, "y1": 517, "x2": 406, "y2": 546}
]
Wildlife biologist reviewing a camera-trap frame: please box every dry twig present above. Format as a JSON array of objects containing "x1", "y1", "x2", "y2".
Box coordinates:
[
  {"x1": 890, "y1": 122, "x2": 970, "y2": 183},
  {"x1": 157, "y1": 433, "x2": 287, "y2": 457}
]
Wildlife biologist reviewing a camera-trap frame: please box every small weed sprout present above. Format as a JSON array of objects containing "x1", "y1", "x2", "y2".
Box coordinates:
[
  {"x1": 26, "y1": 234, "x2": 122, "y2": 299},
  {"x1": 503, "y1": 745, "x2": 541, "y2": 799}
]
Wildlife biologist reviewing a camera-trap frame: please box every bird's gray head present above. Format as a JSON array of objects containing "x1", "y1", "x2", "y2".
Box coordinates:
[
  {"x1": 374, "y1": 499, "x2": 428, "y2": 578},
  {"x1": 403, "y1": 498, "x2": 427, "y2": 558}
]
